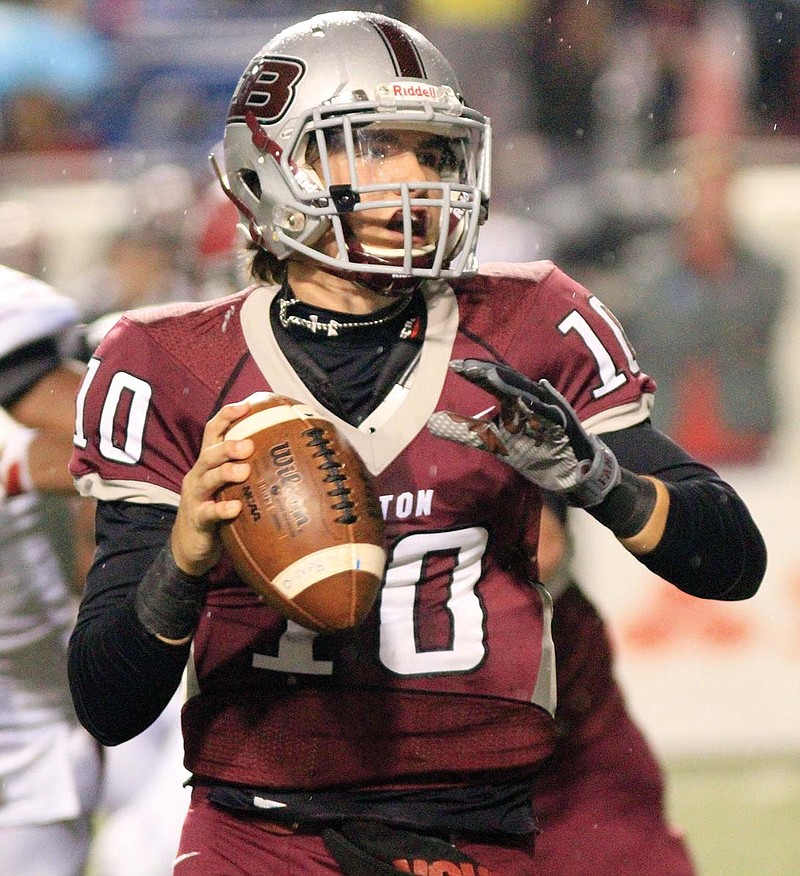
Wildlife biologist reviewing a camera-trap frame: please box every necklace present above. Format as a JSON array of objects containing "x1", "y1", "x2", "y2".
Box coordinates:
[{"x1": 278, "y1": 294, "x2": 416, "y2": 339}]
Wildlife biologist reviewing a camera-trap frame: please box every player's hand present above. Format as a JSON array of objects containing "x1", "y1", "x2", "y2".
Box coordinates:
[
  {"x1": 427, "y1": 359, "x2": 620, "y2": 507},
  {"x1": 0, "y1": 406, "x2": 36, "y2": 502},
  {"x1": 170, "y1": 400, "x2": 255, "y2": 576}
]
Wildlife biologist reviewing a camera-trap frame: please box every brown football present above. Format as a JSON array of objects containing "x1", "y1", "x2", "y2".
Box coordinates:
[{"x1": 218, "y1": 392, "x2": 386, "y2": 632}]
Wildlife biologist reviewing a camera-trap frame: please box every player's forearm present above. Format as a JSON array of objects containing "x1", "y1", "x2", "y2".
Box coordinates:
[
  {"x1": 68, "y1": 501, "x2": 191, "y2": 745},
  {"x1": 2, "y1": 362, "x2": 84, "y2": 497},
  {"x1": 68, "y1": 594, "x2": 190, "y2": 746},
  {"x1": 135, "y1": 544, "x2": 210, "y2": 645},
  {"x1": 9, "y1": 361, "x2": 84, "y2": 432},
  {"x1": 1, "y1": 424, "x2": 79, "y2": 496},
  {"x1": 617, "y1": 476, "x2": 669, "y2": 554},
  {"x1": 584, "y1": 468, "x2": 663, "y2": 545},
  {"x1": 27, "y1": 431, "x2": 77, "y2": 492}
]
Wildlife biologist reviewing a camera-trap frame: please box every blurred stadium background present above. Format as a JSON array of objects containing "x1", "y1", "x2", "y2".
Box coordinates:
[{"x1": 1, "y1": 1, "x2": 798, "y2": 873}]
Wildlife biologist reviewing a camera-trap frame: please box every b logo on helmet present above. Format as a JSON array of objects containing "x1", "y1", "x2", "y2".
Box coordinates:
[{"x1": 227, "y1": 56, "x2": 306, "y2": 127}]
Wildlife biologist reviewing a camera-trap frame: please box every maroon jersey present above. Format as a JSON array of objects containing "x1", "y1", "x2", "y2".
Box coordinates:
[{"x1": 70, "y1": 261, "x2": 654, "y2": 791}]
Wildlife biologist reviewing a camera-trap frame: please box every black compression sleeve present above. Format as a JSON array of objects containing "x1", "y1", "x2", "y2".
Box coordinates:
[
  {"x1": 585, "y1": 467, "x2": 658, "y2": 538},
  {"x1": 602, "y1": 422, "x2": 766, "y2": 601},
  {"x1": 643, "y1": 478, "x2": 765, "y2": 600},
  {"x1": 135, "y1": 545, "x2": 209, "y2": 641},
  {"x1": 67, "y1": 501, "x2": 191, "y2": 746}
]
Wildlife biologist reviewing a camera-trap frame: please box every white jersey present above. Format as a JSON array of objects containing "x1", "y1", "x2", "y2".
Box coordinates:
[
  {"x1": 0, "y1": 494, "x2": 76, "y2": 730},
  {"x1": 0, "y1": 268, "x2": 100, "y2": 837},
  {"x1": 0, "y1": 493, "x2": 98, "y2": 828}
]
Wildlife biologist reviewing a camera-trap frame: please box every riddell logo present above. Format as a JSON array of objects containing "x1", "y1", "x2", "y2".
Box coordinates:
[
  {"x1": 392, "y1": 861, "x2": 492, "y2": 876},
  {"x1": 391, "y1": 82, "x2": 439, "y2": 100}
]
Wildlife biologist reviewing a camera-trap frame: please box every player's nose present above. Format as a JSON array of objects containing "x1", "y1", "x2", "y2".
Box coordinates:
[{"x1": 389, "y1": 149, "x2": 436, "y2": 189}]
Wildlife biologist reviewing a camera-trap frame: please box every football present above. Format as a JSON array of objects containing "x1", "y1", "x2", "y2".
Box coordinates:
[{"x1": 218, "y1": 392, "x2": 386, "y2": 632}]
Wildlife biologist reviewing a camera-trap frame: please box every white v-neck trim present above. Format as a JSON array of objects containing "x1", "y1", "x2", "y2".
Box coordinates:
[{"x1": 240, "y1": 282, "x2": 459, "y2": 475}]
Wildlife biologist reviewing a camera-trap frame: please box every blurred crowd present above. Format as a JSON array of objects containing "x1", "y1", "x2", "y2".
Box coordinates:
[{"x1": 1, "y1": 0, "x2": 797, "y2": 468}]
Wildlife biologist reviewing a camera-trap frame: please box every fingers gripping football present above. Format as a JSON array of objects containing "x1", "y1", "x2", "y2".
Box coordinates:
[
  {"x1": 427, "y1": 359, "x2": 621, "y2": 507},
  {"x1": 171, "y1": 400, "x2": 255, "y2": 577}
]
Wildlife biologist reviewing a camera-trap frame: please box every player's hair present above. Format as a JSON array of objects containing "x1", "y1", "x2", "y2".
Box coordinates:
[{"x1": 248, "y1": 244, "x2": 287, "y2": 286}]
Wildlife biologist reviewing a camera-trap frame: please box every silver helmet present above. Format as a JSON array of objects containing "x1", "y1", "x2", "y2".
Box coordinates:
[{"x1": 214, "y1": 11, "x2": 491, "y2": 281}]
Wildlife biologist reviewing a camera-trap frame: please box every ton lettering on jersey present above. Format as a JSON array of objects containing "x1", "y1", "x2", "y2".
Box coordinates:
[{"x1": 379, "y1": 490, "x2": 433, "y2": 521}]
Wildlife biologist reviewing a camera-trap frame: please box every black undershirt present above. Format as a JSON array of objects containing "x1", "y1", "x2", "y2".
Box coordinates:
[{"x1": 270, "y1": 284, "x2": 426, "y2": 426}]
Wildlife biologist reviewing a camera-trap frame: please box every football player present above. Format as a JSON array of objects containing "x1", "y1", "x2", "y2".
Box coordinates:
[
  {"x1": 67, "y1": 12, "x2": 765, "y2": 876},
  {"x1": 0, "y1": 265, "x2": 103, "y2": 876}
]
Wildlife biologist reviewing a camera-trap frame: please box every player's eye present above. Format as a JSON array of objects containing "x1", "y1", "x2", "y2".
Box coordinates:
[
  {"x1": 417, "y1": 137, "x2": 464, "y2": 177},
  {"x1": 321, "y1": 129, "x2": 346, "y2": 155},
  {"x1": 416, "y1": 147, "x2": 440, "y2": 169},
  {"x1": 356, "y1": 130, "x2": 397, "y2": 161}
]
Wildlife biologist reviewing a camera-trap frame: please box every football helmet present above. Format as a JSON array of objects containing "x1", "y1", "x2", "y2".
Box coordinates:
[{"x1": 214, "y1": 11, "x2": 491, "y2": 283}]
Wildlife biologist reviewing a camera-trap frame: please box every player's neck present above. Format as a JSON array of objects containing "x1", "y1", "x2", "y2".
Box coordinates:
[{"x1": 287, "y1": 260, "x2": 400, "y2": 315}]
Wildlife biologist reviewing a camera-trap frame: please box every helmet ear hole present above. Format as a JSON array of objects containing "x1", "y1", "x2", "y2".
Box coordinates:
[{"x1": 239, "y1": 170, "x2": 262, "y2": 199}]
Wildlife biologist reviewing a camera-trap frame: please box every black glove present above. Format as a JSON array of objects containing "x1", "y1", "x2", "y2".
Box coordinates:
[{"x1": 427, "y1": 359, "x2": 620, "y2": 508}]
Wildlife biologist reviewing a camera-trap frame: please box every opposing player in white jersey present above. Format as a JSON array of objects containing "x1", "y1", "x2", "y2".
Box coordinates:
[{"x1": 0, "y1": 265, "x2": 103, "y2": 876}]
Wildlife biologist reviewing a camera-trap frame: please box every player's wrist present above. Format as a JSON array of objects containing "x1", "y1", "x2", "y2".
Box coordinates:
[
  {"x1": 564, "y1": 436, "x2": 621, "y2": 508},
  {"x1": 0, "y1": 407, "x2": 37, "y2": 501},
  {"x1": 134, "y1": 544, "x2": 210, "y2": 644},
  {"x1": 585, "y1": 468, "x2": 659, "y2": 539}
]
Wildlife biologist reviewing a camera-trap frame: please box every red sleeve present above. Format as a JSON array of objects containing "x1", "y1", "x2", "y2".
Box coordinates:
[
  {"x1": 69, "y1": 313, "x2": 214, "y2": 505},
  {"x1": 471, "y1": 263, "x2": 656, "y2": 433}
]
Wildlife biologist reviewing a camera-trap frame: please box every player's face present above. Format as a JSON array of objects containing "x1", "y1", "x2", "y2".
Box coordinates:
[{"x1": 309, "y1": 124, "x2": 468, "y2": 255}]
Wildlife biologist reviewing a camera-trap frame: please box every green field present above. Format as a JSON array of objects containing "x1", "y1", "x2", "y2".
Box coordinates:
[{"x1": 666, "y1": 754, "x2": 800, "y2": 875}]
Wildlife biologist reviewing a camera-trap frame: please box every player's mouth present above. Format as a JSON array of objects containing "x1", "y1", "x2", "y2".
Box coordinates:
[{"x1": 387, "y1": 209, "x2": 430, "y2": 242}]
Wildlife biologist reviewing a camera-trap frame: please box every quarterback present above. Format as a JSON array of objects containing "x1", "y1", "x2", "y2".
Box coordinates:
[{"x1": 68, "y1": 12, "x2": 765, "y2": 875}]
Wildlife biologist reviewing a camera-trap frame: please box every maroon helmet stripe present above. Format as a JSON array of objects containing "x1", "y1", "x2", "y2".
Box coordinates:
[{"x1": 369, "y1": 18, "x2": 425, "y2": 78}]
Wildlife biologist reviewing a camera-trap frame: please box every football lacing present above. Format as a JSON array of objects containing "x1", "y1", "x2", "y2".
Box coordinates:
[{"x1": 303, "y1": 427, "x2": 357, "y2": 525}]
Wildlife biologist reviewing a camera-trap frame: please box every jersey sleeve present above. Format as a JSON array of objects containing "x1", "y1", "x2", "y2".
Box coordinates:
[
  {"x1": 510, "y1": 265, "x2": 656, "y2": 435},
  {"x1": 69, "y1": 314, "x2": 215, "y2": 506}
]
